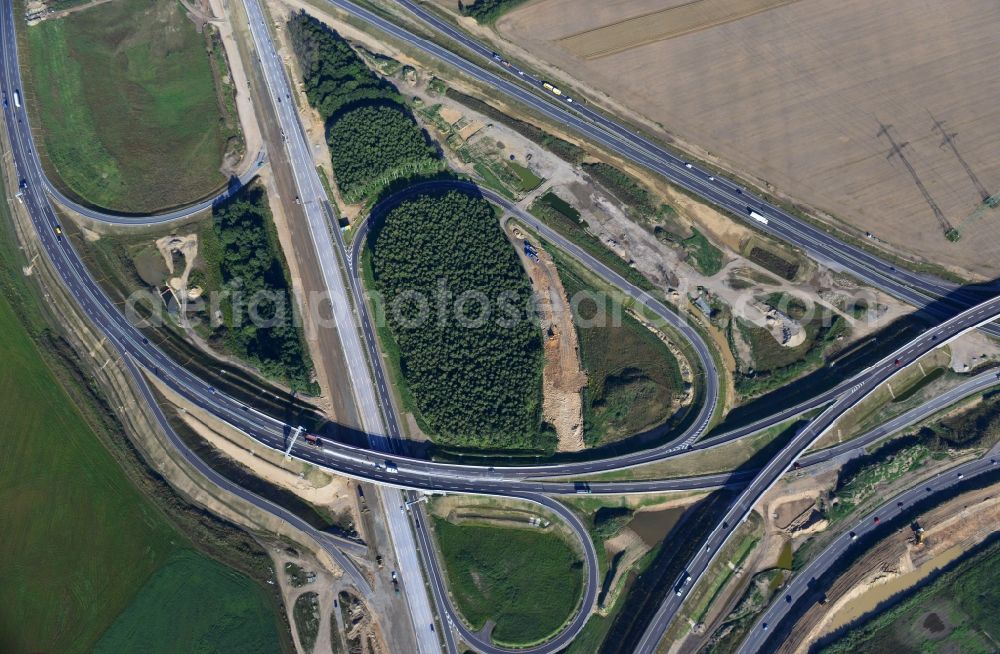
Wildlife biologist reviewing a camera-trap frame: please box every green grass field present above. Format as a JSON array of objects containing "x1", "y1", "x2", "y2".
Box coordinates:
[
  {"x1": 0, "y1": 289, "x2": 178, "y2": 654},
  {"x1": 735, "y1": 313, "x2": 846, "y2": 398},
  {"x1": 0, "y1": 182, "x2": 282, "y2": 652},
  {"x1": 0, "y1": 283, "x2": 284, "y2": 654},
  {"x1": 432, "y1": 518, "x2": 584, "y2": 645},
  {"x1": 558, "y1": 266, "x2": 684, "y2": 445},
  {"x1": 681, "y1": 228, "x2": 724, "y2": 276},
  {"x1": 92, "y1": 550, "x2": 281, "y2": 653},
  {"x1": 507, "y1": 161, "x2": 543, "y2": 192},
  {"x1": 24, "y1": 0, "x2": 233, "y2": 211}
]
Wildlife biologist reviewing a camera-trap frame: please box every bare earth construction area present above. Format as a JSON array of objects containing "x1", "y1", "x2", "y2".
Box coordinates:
[{"x1": 496, "y1": 0, "x2": 1000, "y2": 279}]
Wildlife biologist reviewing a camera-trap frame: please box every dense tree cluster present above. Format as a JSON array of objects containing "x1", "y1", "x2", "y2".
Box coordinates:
[
  {"x1": 287, "y1": 11, "x2": 396, "y2": 118},
  {"x1": 328, "y1": 105, "x2": 438, "y2": 197},
  {"x1": 371, "y1": 190, "x2": 544, "y2": 449},
  {"x1": 287, "y1": 12, "x2": 438, "y2": 200},
  {"x1": 458, "y1": 0, "x2": 528, "y2": 23},
  {"x1": 212, "y1": 186, "x2": 313, "y2": 390}
]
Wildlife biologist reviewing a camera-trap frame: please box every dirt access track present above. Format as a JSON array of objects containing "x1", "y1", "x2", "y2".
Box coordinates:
[
  {"x1": 780, "y1": 483, "x2": 1000, "y2": 653},
  {"x1": 479, "y1": 0, "x2": 1000, "y2": 280},
  {"x1": 508, "y1": 223, "x2": 587, "y2": 452}
]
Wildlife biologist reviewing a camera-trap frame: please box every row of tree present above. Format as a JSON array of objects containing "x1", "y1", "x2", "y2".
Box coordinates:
[
  {"x1": 287, "y1": 12, "x2": 438, "y2": 200},
  {"x1": 371, "y1": 190, "x2": 544, "y2": 449}
]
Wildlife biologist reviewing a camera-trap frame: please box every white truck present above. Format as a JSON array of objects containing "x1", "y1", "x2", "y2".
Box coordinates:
[
  {"x1": 384, "y1": 461, "x2": 398, "y2": 474},
  {"x1": 747, "y1": 207, "x2": 769, "y2": 225},
  {"x1": 13, "y1": 90, "x2": 21, "y2": 109}
]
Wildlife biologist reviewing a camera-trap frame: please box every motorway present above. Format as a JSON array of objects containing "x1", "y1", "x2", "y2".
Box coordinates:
[
  {"x1": 240, "y1": 1, "x2": 447, "y2": 651},
  {"x1": 632, "y1": 295, "x2": 1000, "y2": 653},
  {"x1": 738, "y1": 447, "x2": 1000, "y2": 653},
  {"x1": 0, "y1": 0, "x2": 376, "y2": 590},
  {"x1": 0, "y1": 2, "x2": 266, "y2": 226},
  {"x1": 330, "y1": 0, "x2": 1000, "y2": 332},
  {"x1": 3, "y1": 0, "x2": 1000, "y2": 651}
]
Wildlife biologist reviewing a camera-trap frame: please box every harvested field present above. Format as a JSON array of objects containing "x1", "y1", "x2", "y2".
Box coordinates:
[
  {"x1": 557, "y1": 0, "x2": 800, "y2": 60},
  {"x1": 498, "y1": 0, "x2": 1000, "y2": 278}
]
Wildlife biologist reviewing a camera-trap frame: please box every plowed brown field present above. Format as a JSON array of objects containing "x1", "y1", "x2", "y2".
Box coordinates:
[{"x1": 496, "y1": 0, "x2": 1000, "y2": 279}]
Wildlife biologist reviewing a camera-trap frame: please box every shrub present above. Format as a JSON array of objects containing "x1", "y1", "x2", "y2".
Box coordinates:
[
  {"x1": 459, "y1": 0, "x2": 529, "y2": 24},
  {"x1": 582, "y1": 162, "x2": 658, "y2": 215}
]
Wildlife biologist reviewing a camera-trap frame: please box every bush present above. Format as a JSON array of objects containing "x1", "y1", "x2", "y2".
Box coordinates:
[
  {"x1": 682, "y1": 228, "x2": 724, "y2": 276},
  {"x1": 371, "y1": 190, "x2": 544, "y2": 450},
  {"x1": 593, "y1": 507, "x2": 633, "y2": 542},
  {"x1": 924, "y1": 390, "x2": 1000, "y2": 450},
  {"x1": 582, "y1": 162, "x2": 658, "y2": 216},
  {"x1": 748, "y1": 247, "x2": 799, "y2": 280},
  {"x1": 735, "y1": 314, "x2": 846, "y2": 397}
]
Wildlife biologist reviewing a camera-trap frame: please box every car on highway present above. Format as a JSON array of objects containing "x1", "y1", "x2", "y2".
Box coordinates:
[
  {"x1": 873, "y1": 516, "x2": 880, "y2": 524},
  {"x1": 685, "y1": 163, "x2": 693, "y2": 169},
  {"x1": 762, "y1": 623, "x2": 768, "y2": 631},
  {"x1": 957, "y1": 472, "x2": 964, "y2": 479},
  {"x1": 53, "y1": 225, "x2": 62, "y2": 240},
  {"x1": 674, "y1": 573, "x2": 692, "y2": 597},
  {"x1": 849, "y1": 531, "x2": 858, "y2": 540}
]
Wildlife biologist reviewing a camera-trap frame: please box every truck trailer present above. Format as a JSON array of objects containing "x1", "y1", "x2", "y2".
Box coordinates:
[
  {"x1": 542, "y1": 81, "x2": 563, "y2": 96},
  {"x1": 747, "y1": 207, "x2": 769, "y2": 225}
]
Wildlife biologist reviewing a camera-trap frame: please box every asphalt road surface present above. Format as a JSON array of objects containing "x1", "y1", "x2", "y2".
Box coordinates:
[
  {"x1": 338, "y1": 0, "x2": 1000, "y2": 333},
  {"x1": 0, "y1": 0, "x2": 374, "y2": 589},
  {"x1": 240, "y1": 1, "x2": 446, "y2": 651},
  {"x1": 633, "y1": 296, "x2": 1000, "y2": 654},
  {"x1": 3, "y1": 1, "x2": 1000, "y2": 651},
  {"x1": 738, "y1": 447, "x2": 1000, "y2": 654}
]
